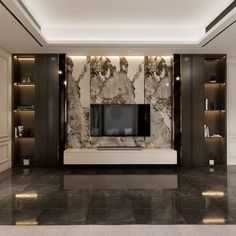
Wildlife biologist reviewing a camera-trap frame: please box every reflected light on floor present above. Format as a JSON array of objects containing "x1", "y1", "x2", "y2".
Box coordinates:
[
  {"x1": 15, "y1": 192, "x2": 38, "y2": 199},
  {"x1": 15, "y1": 219, "x2": 38, "y2": 225},
  {"x1": 202, "y1": 191, "x2": 224, "y2": 197},
  {"x1": 202, "y1": 217, "x2": 226, "y2": 224}
]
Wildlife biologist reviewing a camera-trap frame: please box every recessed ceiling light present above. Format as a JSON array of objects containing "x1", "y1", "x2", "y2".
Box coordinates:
[{"x1": 11, "y1": 21, "x2": 17, "y2": 25}]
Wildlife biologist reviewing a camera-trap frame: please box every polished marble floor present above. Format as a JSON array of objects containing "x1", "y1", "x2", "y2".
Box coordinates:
[{"x1": 1, "y1": 166, "x2": 236, "y2": 225}]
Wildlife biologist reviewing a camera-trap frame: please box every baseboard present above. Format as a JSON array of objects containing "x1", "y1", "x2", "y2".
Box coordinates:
[
  {"x1": 0, "y1": 161, "x2": 11, "y2": 173},
  {"x1": 227, "y1": 157, "x2": 236, "y2": 165}
]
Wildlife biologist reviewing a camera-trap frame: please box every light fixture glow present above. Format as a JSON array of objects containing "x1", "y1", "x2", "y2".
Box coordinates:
[
  {"x1": 64, "y1": 81, "x2": 67, "y2": 86},
  {"x1": 68, "y1": 56, "x2": 87, "y2": 60},
  {"x1": 202, "y1": 191, "x2": 224, "y2": 197},
  {"x1": 15, "y1": 219, "x2": 38, "y2": 225},
  {"x1": 58, "y1": 70, "x2": 63, "y2": 75},
  {"x1": 166, "y1": 83, "x2": 170, "y2": 87},
  {"x1": 15, "y1": 192, "x2": 38, "y2": 199},
  {"x1": 176, "y1": 76, "x2": 180, "y2": 81},
  {"x1": 17, "y1": 58, "x2": 35, "y2": 61},
  {"x1": 202, "y1": 217, "x2": 225, "y2": 224},
  {"x1": 18, "y1": 84, "x2": 35, "y2": 87}
]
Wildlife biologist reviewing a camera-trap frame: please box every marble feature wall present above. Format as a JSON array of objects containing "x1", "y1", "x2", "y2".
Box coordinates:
[
  {"x1": 144, "y1": 57, "x2": 172, "y2": 148},
  {"x1": 67, "y1": 56, "x2": 172, "y2": 149},
  {"x1": 90, "y1": 56, "x2": 145, "y2": 147},
  {"x1": 67, "y1": 56, "x2": 91, "y2": 148}
]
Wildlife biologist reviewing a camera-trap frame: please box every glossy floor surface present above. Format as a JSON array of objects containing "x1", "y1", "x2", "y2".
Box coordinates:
[{"x1": 1, "y1": 166, "x2": 236, "y2": 225}]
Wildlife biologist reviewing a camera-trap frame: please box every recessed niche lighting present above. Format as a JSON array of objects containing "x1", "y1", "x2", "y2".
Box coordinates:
[
  {"x1": 13, "y1": 55, "x2": 17, "y2": 60},
  {"x1": 166, "y1": 83, "x2": 170, "y2": 87},
  {"x1": 17, "y1": 57, "x2": 35, "y2": 61},
  {"x1": 11, "y1": 21, "x2": 17, "y2": 25},
  {"x1": 58, "y1": 70, "x2": 63, "y2": 75},
  {"x1": 64, "y1": 81, "x2": 67, "y2": 86},
  {"x1": 176, "y1": 76, "x2": 180, "y2": 81}
]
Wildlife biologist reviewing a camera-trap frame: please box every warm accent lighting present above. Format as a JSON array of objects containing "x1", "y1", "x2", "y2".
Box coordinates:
[
  {"x1": 166, "y1": 83, "x2": 170, "y2": 87},
  {"x1": 17, "y1": 57, "x2": 35, "y2": 61},
  {"x1": 15, "y1": 219, "x2": 38, "y2": 225},
  {"x1": 58, "y1": 70, "x2": 63, "y2": 75},
  {"x1": 202, "y1": 217, "x2": 226, "y2": 224},
  {"x1": 15, "y1": 192, "x2": 38, "y2": 199},
  {"x1": 202, "y1": 191, "x2": 224, "y2": 197},
  {"x1": 176, "y1": 76, "x2": 180, "y2": 81},
  {"x1": 68, "y1": 56, "x2": 87, "y2": 60},
  {"x1": 17, "y1": 84, "x2": 35, "y2": 87}
]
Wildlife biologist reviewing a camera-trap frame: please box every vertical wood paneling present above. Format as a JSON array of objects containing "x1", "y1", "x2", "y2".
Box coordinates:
[{"x1": 34, "y1": 55, "x2": 59, "y2": 166}]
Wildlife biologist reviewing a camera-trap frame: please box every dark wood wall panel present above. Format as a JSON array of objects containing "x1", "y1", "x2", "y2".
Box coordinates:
[
  {"x1": 34, "y1": 55, "x2": 59, "y2": 166},
  {"x1": 181, "y1": 55, "x2": 205, "y2": 166}
]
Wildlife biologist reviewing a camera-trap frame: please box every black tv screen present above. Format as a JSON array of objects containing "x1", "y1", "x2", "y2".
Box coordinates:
[{"x1": 90, "y1": 104, "x2": 150, "y2": 137}]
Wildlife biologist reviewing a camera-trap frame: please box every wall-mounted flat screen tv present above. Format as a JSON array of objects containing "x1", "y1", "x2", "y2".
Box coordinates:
[{"x1": 90, "y1": 104, "x2": 150, "y2": 137}]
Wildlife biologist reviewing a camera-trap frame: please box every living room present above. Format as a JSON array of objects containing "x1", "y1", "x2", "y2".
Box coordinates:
[{"x1": 0, "y1": 0, "x2": 236, "y2": 235}]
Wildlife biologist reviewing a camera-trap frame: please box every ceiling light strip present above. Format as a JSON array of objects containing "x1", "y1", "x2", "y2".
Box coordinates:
[
  {"x1": 202, "y1": 20, "x2": 236, "y2": 47},
  {"x1": 16, "y1": 0, "x2": 41, "y2": 30},
  {"x1": 206, "y1": 1, "x2": 236, "y2": 33}
]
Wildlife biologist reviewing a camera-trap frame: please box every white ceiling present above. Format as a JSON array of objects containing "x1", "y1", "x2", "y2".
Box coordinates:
[
  {"x1": 21, "y1": 0, "x2": 233, "y2": 43},
  {"x1": 0, "y1": 0, "x2": 236, "y2": 55}
]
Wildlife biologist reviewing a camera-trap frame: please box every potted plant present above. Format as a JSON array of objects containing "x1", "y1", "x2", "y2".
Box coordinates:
[{"x1": 20, "y1": 154, "x2": 32, "y2": 166}]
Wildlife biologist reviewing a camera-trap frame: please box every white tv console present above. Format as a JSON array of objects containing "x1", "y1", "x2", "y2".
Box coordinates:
[{"x1": 64, "y1": 148, "x2": 177, "y2": 165}]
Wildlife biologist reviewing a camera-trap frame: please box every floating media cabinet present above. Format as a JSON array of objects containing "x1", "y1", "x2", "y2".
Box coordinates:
[{"x1": 64, "y1": 148, "x2": 177, "y2": 165}]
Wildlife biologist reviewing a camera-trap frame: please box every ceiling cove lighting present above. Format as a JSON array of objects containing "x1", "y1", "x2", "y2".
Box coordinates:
[
  {"x1": 15, "y1": 192, "x2": 38, "y2": 199},
  {"x1": 202, "y1": 191, "x2": 224, "y2": 197},
  {"x1": 68, "y1": 56, "x2": 87, "y2": 60},
  {"x1": 202, "y1": 217, "x2": 226, "y2": 224}
]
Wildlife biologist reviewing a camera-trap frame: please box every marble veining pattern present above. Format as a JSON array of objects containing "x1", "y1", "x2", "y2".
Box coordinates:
[
  {"x1": 67, "y1": 56, "x2": 91, "y2": 148},
  {"x1": 145, "y1": 56, "x2": 172, "y2": 148},
  {"x1": 67, "y1": 56, "x2": 172, "y2": 148}
]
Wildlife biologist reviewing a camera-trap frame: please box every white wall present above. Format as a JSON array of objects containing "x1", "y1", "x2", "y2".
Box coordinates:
[
  {"x1": 0, "y1": 48, "x2": 11, "y2": 172},
  {"x1": 227, "y1": 57, "x2": 236, "y2": 165}
]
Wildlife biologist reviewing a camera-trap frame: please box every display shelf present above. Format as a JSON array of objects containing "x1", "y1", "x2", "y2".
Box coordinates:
[
  {"x1": 15, "y1": 137, "x2": 35, "y2": 140},
  {"x1": 14, "y1": 83, "x2": 35, "y2": 86},
  {"x1": 14, "y1": 109, "x2": 35, "y2": 112},
  {"x1": 12, "y1": 55, "x2": 36, "y2": 167},
  {"x1": 203, "y1": 55, "x2": 226, "y2": 165},
  {"x1": 204, "y1": 110, "x2": 225, "y2": 112},
  {"x1": 204, "y1": 83, "x2": 226, "y2": 86}
]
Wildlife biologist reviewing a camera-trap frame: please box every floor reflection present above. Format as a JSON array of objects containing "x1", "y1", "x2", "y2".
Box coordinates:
[{"x1": 0, "y1": 166, "x2": 236, "y2": 225}]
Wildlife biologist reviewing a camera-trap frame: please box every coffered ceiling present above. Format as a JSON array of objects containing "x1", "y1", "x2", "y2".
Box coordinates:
[
  {"x1": 20, "y1": 0, "x2": 233, "y2": 43},
  {"x1": 0, "y1": 0, "x2": 236, "y2": 55}
]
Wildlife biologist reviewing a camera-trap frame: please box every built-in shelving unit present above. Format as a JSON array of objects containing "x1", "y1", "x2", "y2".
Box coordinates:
[
  {"x1": 12, "y1": 54, "x2": 61, "y2": 167},
  {"x1": 203, "y1": 55, "x2": 226, "y2": 165},
  {"x1": 12, "y1": 55, "x2": 35, "y2": 166},
  {"x1": 180, "y1": 54, "x2": 226, "y2": 166}
]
